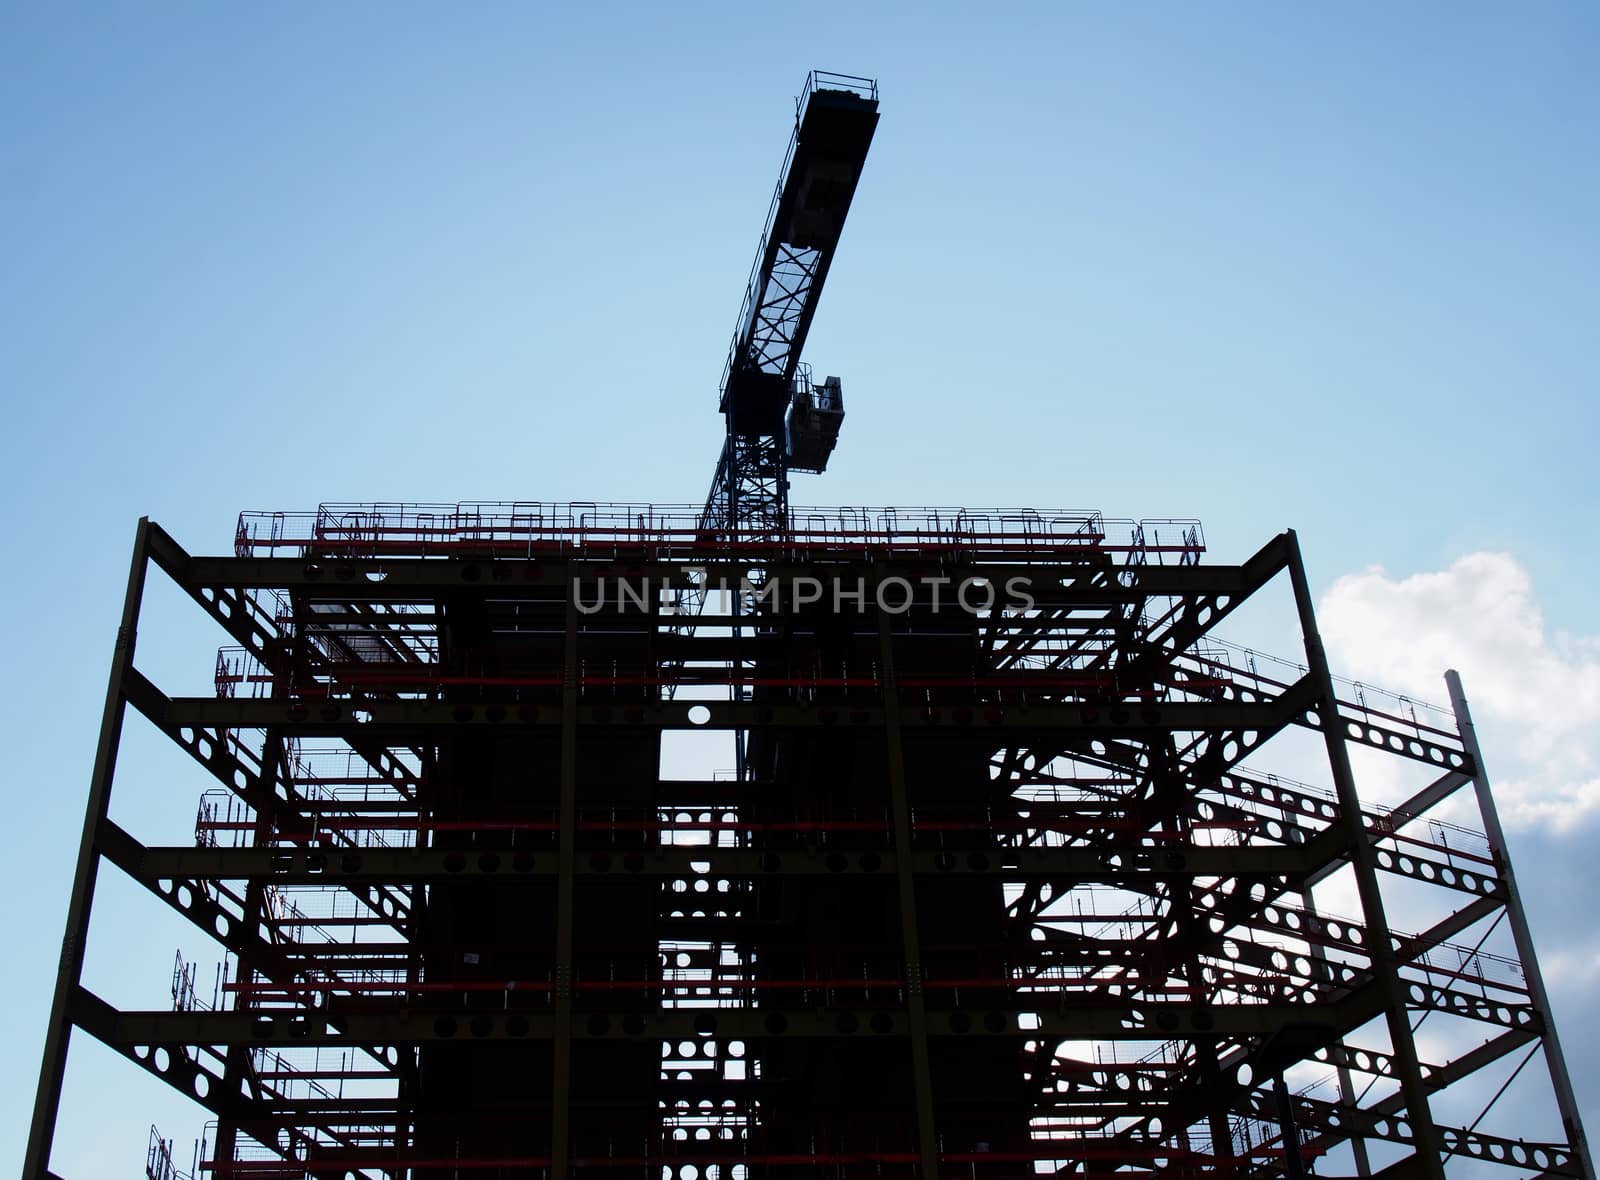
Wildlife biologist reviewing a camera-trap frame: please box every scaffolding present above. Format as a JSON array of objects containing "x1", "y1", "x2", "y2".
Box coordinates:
[{"x1": 27, "y1": 501, "x2": 1592, "y2": 1180}]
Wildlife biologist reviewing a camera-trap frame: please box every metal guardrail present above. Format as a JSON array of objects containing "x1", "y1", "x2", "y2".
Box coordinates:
[{"x1": 236, "y1": 501, "x2": 1204, "y2": 564}]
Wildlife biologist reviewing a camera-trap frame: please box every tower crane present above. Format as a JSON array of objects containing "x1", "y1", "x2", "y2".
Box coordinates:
[{"x1": 701, "y1": 71, "x2": 879, "y2": 535}]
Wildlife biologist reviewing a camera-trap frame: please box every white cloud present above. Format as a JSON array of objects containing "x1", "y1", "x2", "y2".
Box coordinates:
[
  {"x1": 1319, "y1": 552, "x2": 1600, "y2": 832},
  {"x1": 1541, "y1": 938, "x2": 1600, "y2": 993}
]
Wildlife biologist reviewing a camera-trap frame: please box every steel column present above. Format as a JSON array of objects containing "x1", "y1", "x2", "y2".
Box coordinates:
[
  {"x1": 1447, "y1": 669, "x2": 1594, "y2": 1180},
  {"x1": 24, "y1": 519, "x2": 151, "y2": 1180},
  {"x1": 552, "y1": 591, "x2": 580, "y2": 1179},
  {"x1": 877, "y1": 605, "x2": 940, "y2": 1180},
  {"x1": 1287, "y1": 531, "x2": 1446, "y2": 1177}
]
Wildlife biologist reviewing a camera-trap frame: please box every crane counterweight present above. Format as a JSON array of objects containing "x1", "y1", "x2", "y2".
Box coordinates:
[{"x1": 785, "y1": 370, "x2": 845, "y2": 473}]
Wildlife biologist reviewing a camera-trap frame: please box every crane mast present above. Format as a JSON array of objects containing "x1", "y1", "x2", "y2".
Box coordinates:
[{"x1": 701, "y1": 72, "x2": 879, "y2": 535}]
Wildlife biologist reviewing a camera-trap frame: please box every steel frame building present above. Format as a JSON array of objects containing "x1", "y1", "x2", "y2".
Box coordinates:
[{"x1": 26, "y1": 501, "x2": 1594, "y2": 1179}]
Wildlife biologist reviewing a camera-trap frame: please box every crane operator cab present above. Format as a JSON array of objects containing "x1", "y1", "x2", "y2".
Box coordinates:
[{"x1": 785, "y1": 369, "x2": 845, "y2": 473}]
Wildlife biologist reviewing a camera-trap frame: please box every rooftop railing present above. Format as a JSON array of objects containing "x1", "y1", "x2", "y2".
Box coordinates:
[{"x1": 235, "y1": 501, "x2": 1204, "y2": 564}]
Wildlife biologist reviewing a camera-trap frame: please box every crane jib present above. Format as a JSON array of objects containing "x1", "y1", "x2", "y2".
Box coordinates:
[{"x1": 718, "y1": 80, "x2": 879, "y2": 440}]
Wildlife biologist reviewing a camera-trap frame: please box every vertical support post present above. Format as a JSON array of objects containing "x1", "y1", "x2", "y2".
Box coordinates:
[
  {"x1": 1196, "y1": 1041, "x2": 1236, "y2": 1175},
  {"x1": 211, "y1": 730, "x2": 291, "y2": 1178},
  {"x1": 1156, "y1": 740, "x2": 1237, "y2": 1175},
  {"x1": 1296, "y1": 885, "x2": 1373, "y2": 1178},
  {"x1": 552, "y1": 590, "x2": 580, "y2": 1180},
  {"x1": 876, "y1": 602, "x2": 940, "y2": 1180},
  {"x1": 1273, "y1": 1074, "x2": 1308, "y2": 1180},
  {"x1": 732, "y1": 568, "x2": 749, "y2": 784},
  {"x1": 25, "y1": 518, "x2": 151, "y2": 1179},
  {"x1": 1285, "y1": 532, "x2": 1445, "y2": 1178},
  {"x1": 1446, "y1": 670, "x2": 1595, "y2": 1180}
]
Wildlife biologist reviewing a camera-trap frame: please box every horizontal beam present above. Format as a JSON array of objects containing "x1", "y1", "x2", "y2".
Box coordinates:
[
  {"x1": 174, "y1": 553, "x2": 1264, "y2": 597},
  {"x1": 86, "y1": 992, "x2": 1365, "y2": 1046},
  {"x1": 131, "y1": 672, "x2": 1318, "y2": 736},
  {"x1": 1394, "y1": 893, "x2": 1503, "y2": 963},
  {"x1": 131, "y1": 839, "x2": 1332, "y2": 884}
]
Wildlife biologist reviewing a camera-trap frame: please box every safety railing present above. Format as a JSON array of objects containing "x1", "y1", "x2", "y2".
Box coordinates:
[
  {"x1": 1176, "y1": 639, "x2": 1466, "y2": 759},
  {"x1": 216, "y1": 646, "x2": 275, "y2": 699},
  {"x1": 171, "y1": 949, "x2": 224, "y2": 1014},
  {"x1": 146, "y1": 1125, "x2": 194, "y2": 1180},
  {"x1": 806, "y1": 69, "x2": 878, "y2": 104},
  {"x1": 236, "y1": 501, "x2": 1206, "y2": 565}
]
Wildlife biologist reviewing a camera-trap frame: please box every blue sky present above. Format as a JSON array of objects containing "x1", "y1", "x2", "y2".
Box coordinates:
[{"x1": 3, "y1": 2, "x2": 1598, "y2": 1173}]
